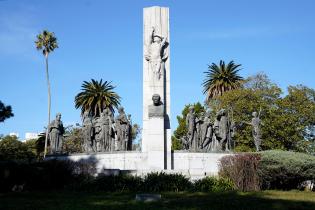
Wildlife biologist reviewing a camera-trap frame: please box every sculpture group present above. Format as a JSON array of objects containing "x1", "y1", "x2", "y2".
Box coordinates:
[
  {"x1": 183, "y1": 107, "x2": 236, "y2": 152},
  {"x1": 82, "y1": 106, "x2": 132, "y2": 153},
  {"x1": 47, "y1": 107, "x2": 133, "y2": 154},
  {"x1": 181, "y1": 107, "x2": 264, "y2": 152}
]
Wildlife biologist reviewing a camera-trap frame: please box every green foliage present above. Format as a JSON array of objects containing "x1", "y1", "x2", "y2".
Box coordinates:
[
  {"x1": 0, "y1": 100, "x2": 14, "y2": 123},
  {"x1": 75, "y1": 79, "x2": 121, "y2": 117},
  {"x1": 211, "y1": 73, "x2": 315, "y2": 152},
  {"x1": 0, "y1": 135, "x2": 35, "y2": 161},
  {"x1": 78, "y1": 174, "x2": 143, "y2": 192},
  {"x1": 275, "y1": 85, "x2": 315, "y2": 151},
  {"x1": 63, "y1": 127, "x2": 84, "y2": 153},
  {"x1": 143, "y1": 172, "x2": 191, "y2": 192},
  {"x1": 219, "y1": 153, "x2": 261, "y2": 191},
  {"x1": 35, "y1": 30, "x2": 58, "y2": 56},
  {"x1": 193, "y1": 176, "x2": 235, "y2": 192},
  {"x1": 202, "y1": 60, "x2": 243, "y2": 102},
  {"x1": 258, "y1": 150, "x2": 315, "y2": 190},
  {"x1": 172, "y1": 102, "x2": 206, "y2": 150}
]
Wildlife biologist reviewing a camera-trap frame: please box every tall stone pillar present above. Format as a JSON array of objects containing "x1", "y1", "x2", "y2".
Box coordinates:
[{"x1": 142, "y1": 6, "x2": 171, "y2": 170}]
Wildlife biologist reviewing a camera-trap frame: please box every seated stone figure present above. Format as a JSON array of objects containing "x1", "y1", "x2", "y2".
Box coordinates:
[{"x1": 148, "y1": 94, "x2": 164, "y2": 118}]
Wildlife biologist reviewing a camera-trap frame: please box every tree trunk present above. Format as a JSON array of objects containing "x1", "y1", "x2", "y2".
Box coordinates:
[{"x1": 44, "y1": 53, "x2": 51, "y2": 158}]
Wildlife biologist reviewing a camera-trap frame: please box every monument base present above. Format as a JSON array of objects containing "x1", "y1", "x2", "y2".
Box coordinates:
[{"x1": 47, "y1": 151, "x2": 232, "y2": 179}]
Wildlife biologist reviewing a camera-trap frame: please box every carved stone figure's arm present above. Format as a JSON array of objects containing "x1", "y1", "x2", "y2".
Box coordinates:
[
  {"x1": 161, "y1": 37, "x2": 167, "y2": 46},
  {"x1": 149, "y1": 26, "x2": 155, "y2": 43}
]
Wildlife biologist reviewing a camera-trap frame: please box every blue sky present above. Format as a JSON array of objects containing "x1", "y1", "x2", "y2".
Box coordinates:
[{"x1": 0, "y1": 0, "x2": 314, "y2": 139}]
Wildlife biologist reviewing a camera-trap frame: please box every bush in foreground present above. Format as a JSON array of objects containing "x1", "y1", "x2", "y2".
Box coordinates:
[
  {"x1": 193, "y1": 176, "x2": 235, "y2": 192},
  {"x1": 218, "y1": 150, "x2": 315, "y2": 191},
  {"x1": 258, "y1": 150, "x2": 315, "y2": 190},
  {"x1": 1, "y1": 160, "x2": 235, "y2": 193},
  {"x1": 219, "y1": 153, "x2": 261, "y2": 191}
]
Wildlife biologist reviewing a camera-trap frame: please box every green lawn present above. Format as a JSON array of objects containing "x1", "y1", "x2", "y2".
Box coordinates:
[{"x1": 0, "y1": 190, "x2": 314, "y2": 210}]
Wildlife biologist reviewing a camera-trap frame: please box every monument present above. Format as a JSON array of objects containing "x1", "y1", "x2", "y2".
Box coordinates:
[
  {"x1": 49, "y1": 6, "x2": 232, "y2": 179},
  {"x1": 142, "y1": 6, "x2": 171, "y2": 170}
]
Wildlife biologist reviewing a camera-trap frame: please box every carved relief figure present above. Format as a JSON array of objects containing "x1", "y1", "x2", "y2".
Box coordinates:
[{"x1": 145, "y1": 27, "x2": 168, "y2": 81}]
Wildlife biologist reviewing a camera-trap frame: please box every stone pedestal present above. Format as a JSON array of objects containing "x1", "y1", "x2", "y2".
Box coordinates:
[{"x1": 147, "y1": 117, "x2": 164, "y2": 169}]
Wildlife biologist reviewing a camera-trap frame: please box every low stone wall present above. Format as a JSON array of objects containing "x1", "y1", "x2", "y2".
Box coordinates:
[
  {"x1": 47, "y1": 151, "x2": 232, "y2": 179},
  {"x1": 172, "y1": 151, "x2": 232, "y2": 179}
]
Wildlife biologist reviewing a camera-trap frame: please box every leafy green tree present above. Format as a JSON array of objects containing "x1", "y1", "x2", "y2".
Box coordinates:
[
  {"x1": 35, "y1": 30, "x2": 58, "y2": 157},
  {"x1": 63, "y1": 126, "x2": 84, "y2": 154},
  {"x1": 275, "y1": 85, "x2": 315, "y2": 152},
  {"x1": 0, "y1": 135, "x2": 35, "y2": 161},
  {"x1": 172, "y1": 102, "x2": 206, "y2": 150},
  {"x1": 0, "y1": 100, "x2": 14, "y2": 123},
  {"x1": 211, "y1": 73, "x2": 315, "y2": 153},
  {"x1": 202, "y1": 60, "x2": 243, "y2": 103},
  {"x1": 75, "y1": 79, "x2": 121, "y2": 117}
]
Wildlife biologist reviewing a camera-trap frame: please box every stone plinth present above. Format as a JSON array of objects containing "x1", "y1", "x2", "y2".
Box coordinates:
[{"x1": 147, "y1": 117, "x2": 164, "y2": 169}]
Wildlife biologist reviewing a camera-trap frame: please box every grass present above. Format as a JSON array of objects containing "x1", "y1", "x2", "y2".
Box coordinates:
[{"x1": 0, "y1": 190, "x2": 314, "y2": 210}]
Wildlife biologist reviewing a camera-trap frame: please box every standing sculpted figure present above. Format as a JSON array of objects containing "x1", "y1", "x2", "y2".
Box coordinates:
[
  {"x1": 200, "y1": 111, "x2": 213, "y2": 151},
  {"x1": 93, "y1": 115, "x2": 102, "y2": 152},
  {"x1": 186, "y1": 106, "x2": 198, "y2": 151},
  {"x1": 48, "y1": 113, "x2": 64, "y2": 154},
  {"x1": 214, "y1": 109, "x2": 229, "y2": 151},
  {"x1": 100, "y1": 109, "x2": 113, "y2": 151},
  {"x1": 115, "y1": 107, "x2": 129, "y2": 151},
  {"x1": 145, "y1": 27, "x2": 168, "y2": 81},
  {"x1": 82, "y1": 111, "x2": 95, "y2": 152},
  {"x1": 250, "y1": 111, "x2": 263, "y2": 151}
]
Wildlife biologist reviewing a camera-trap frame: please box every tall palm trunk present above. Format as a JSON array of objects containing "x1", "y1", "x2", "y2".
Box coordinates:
[{"x1": 44, "y1": 53, "x2": 51, "y2": 157}]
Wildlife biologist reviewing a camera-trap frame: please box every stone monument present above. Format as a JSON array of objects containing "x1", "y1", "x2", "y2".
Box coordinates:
[{"x1": 142, "y1": 6, "x2": 171, "y2": 169}]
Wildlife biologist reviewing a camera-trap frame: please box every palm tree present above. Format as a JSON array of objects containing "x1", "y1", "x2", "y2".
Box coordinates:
[
  {"x1": 202, "y1": 60, "x2": 243, "y2": 102},
  {"x1": 35, "y1": 30, "x2": 58, "y2": 157},
  {"x1": 75, "y1": 79, "x2": 121, "y2": 117}
]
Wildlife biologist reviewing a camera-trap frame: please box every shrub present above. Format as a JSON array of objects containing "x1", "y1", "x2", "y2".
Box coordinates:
[
  {"x1": 193, "y1": 176, "x2": 235, "y2": 192},
  {"x1": 79, "y1": 174, "x2": 143, "y2": 192},
  {"x1": 219, "y1": 153, "x2": 261, "y2": 191},
  {"x1": 0, "y1": 159, "x2": 95, "y2": 192},
  {"x1": 258, "y1": 150, "x2": 315, "y2": 190},
  {"x1": 143, "y1": 172, "x2": 191, "y2": 192}
]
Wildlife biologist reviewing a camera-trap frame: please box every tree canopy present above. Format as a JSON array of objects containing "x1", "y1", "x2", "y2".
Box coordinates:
[
  {"x1": 202, "y1": 60, "x2": 243, "y2": 103},
  {"x1": 0, "y1": 101, "x2": 14, "y2": 123},
  {"x1": 75, "y1": 79, "x2": 121, "y2": 117},
  {"x1": 35, "y1": 30, "x2": 58, "y2": 56}
]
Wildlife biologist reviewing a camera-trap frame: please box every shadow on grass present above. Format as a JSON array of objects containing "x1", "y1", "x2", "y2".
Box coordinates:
[{"x1": 0, "y1": 191, "x2": 314, "y2": 210}]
